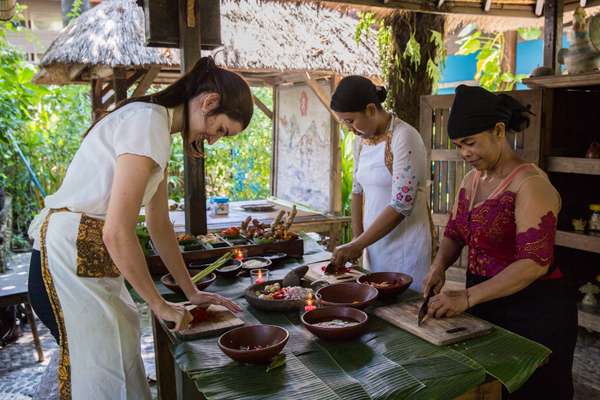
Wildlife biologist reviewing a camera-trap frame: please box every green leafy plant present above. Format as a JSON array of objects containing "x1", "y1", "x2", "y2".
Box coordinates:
[
  {"x1": 339, "y1": 126, "x2": 355, "y2": 243},
  {"x1": 456, "y1": 24, "x2": 538, "y2": 91}
]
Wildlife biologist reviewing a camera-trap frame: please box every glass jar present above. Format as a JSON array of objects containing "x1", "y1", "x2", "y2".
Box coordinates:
[
  {"x1": 589, "y1": 204, "x2": 600, "y2": 233},
  {"x1": 210, "y1": 196, "x2": 230, "y2": 216}
]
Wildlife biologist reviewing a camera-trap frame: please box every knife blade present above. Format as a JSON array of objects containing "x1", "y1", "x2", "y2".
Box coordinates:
[{"x1": 417, "y1": 288, "x2": 435, "y2": 326}]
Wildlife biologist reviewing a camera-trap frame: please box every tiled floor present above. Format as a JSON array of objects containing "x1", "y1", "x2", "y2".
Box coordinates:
[{"x1": 1, "y1": 253, "x2": 599, "y2": 400}]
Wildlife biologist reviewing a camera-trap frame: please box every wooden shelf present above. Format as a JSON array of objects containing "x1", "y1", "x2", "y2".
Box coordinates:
[
  {"x1": 547, "y1": 157, "x2": 600, "y2": 175},
  {"x1": 556, "y1": 230, "x2": 600, "y2": 254},
  {"x1": 524, "y1": 71, "x2": 600, "y2": 89},
  {"x1": 579, "y1": 305, "x2": 600, "y2": 333}
]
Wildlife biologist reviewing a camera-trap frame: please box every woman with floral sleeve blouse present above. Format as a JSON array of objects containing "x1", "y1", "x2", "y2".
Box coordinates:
[{"x1": 423, "y1": 85, "x2": 577, "y2": 400}]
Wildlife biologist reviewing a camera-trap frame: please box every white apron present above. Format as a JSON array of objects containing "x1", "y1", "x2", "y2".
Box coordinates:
[
  {"x1": 354, "y1": 116, "x2": 431, "y2": 291},
  {"x1": 28, "y1": 102, "x2": 173, "y2": 400}
]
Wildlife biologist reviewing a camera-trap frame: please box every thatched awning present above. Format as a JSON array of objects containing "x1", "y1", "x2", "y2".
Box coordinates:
[{"x1": 33, "y1": 0, "x2": 381, "y2": 85}]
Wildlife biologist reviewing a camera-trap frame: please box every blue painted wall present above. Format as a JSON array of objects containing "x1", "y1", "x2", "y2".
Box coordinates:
[{"x1": 438, "y1": 34, "x2": 569, "y2": 94}]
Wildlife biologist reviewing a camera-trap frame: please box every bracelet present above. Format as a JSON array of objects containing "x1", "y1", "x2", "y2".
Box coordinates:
[{"x1": 465, "y1": 289, "x2": 470, "y2": 309}]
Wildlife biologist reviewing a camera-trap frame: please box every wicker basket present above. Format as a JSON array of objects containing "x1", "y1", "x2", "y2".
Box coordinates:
[{"x1": 0, "y1": 0, "x2": 16, "y2": 21}]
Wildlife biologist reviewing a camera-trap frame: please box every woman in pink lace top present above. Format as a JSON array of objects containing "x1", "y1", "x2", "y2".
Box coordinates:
[{"x1": 423, "y1": 85, "x2": 577, "y2": 400}]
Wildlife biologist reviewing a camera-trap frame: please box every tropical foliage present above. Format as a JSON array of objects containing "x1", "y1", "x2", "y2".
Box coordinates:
[
  {"x1": 0, "y1": 13, "x2": 273, "y2": 248},
  {"x1": 456, "y1": 25, "x2": 542, "y2": 91}
]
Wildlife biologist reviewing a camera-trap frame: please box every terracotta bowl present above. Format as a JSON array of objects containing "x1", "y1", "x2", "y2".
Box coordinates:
[
  {"x1": 190, "y1": 259, "x2": 243, "y2": 278},
  {"x1": 218, "y1": 324, "x2": 289, "y2": 364},
  {"x1": 160, "y1": 269, "x2": 216, "y2": 294},
  {"x1": 357, "y1": 272, "x2": 413, "y2": 299},
  {"x1": 301, "y1": 306, "x2": 368, "y2": 340},
  {"x1": 316, "y1": 282, "x2": 378, "y2": 309}
]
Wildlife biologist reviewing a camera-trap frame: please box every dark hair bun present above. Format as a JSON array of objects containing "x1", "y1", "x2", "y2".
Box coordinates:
[
  {"x1": 376, "y1": 86, "x2": 387, "y2": 103},
  {"x1": 498, "y1": 94, "x2": 532, "y2": 132}
]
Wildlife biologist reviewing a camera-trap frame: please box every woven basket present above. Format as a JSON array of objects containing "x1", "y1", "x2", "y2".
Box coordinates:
[{"x1": 0, "y1": 0, "x2": 16, "y2": 21}]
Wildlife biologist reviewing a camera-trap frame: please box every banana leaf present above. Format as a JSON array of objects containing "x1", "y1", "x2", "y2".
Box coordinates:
[{"x1": 164, "y1": 252, "x2": 550, "y2": 399}]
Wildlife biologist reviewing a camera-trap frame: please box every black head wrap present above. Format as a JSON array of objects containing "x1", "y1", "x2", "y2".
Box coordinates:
[
  {"x1": 330, "y1": 75, "x2": 387, "y2": 112},
  {"x1": 447, "y1": 85, "x2": 532, "y2": 139}
]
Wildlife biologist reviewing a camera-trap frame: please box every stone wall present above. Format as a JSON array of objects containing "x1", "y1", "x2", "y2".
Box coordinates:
[{"x1": 0, "y1": 196, "x2": 12, "y2": 273}]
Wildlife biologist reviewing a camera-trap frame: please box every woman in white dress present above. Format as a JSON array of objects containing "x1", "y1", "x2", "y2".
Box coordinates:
[
  {"x1": 330, "y1": 76, "x2": 431, "y2": 290},
  {"x1": 27, "y1": 57, "x2": 250, "y2": 400}
]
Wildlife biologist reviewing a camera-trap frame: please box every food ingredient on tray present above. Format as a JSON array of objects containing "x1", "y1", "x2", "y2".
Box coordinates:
[
  {"x1": 255, "y1": 282, "x2": 313, "y2": 301},
  {"x1": 240, "y1": 205, "x2": 299, "y2": 242},
  {"x1": 198, "y1": 233, "x2": 223, "y2": 244},
  {"x1": 311, "y1": 319, "x2": 360, "y2": 328},
  {"x1": 220, "y1": 226, "x2": 240, "y2": 238},
  {"x1": 191, "y1": 252, "x2": 232, "y2": 284},
  {"x1": 176, "y1": 233, "x2": 195, "y2": 242}
]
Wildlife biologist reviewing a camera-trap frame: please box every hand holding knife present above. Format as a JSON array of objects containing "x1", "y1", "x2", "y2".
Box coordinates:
[{"x1": 417, "y1": 287, "x2": 435, "y2": 326}]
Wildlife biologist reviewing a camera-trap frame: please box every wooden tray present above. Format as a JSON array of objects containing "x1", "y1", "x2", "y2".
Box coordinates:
[
  {"x1": 304, "y1": 261, "x2": 364, "y2": 285},
  {"x1": 374, "y1": 299, "x2": 493, "y2": 346},
  {"x1": 146, "y1": 238, "x2": 304, "y2": 275},
  {"x1": 173, "y1": 304, "x2": 244, "y2": 340}
]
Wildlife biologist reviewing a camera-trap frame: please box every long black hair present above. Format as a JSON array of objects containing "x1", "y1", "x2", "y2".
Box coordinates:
[{"x1": 85, "y1": 57, "x2": 254, "y2": 146}]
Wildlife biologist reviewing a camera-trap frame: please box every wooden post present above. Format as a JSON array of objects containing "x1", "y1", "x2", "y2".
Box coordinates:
[
  {"x1": 179, "y1": 0, "x2": 207, "y2": 235},
  {"x1": 271, "y1": 86, "x2": 278, "y2": 196},
  {"x1": 112, "y1": 68, "x2": 128, "y2": 105},
  {"x1": 91, "y1": 79, "x2": 103, "y2": 121},
  {"x1": 543, "y1": 0, "x2": 563, "y2": 72},
  {"x1": 503, "y1": 31, "x2": 517, "y2": 74}
]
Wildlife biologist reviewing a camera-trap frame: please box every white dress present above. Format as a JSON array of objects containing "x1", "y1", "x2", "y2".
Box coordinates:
[
  {"x1": 28, "y1": 102, "x2": 172, "y2": 400},
  {"x1": 354, "y1": 116, "x2": 431, "y2": 291}
]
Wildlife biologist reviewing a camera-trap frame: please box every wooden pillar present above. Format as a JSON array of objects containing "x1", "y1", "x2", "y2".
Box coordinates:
[
  {"x1": 90, "y1": 79, "x2": 103, "y2": 121},
  {"x1": 112, "y1": 68, "x2": 128, "y2": 105},
  {"x1": 179, "y1": 0, "x2": 207, "y2": 235},
  {"x1": 544, "y1": 0, "x2": 564, "y2": 72}
]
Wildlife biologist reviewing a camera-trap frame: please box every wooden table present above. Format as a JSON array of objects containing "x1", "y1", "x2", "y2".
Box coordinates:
[
  {"x1": 0, "y1": 258, "x2": 44, "y2": 362},
  {"x1": 151, "y1": 246, "x2": 548, "y2": 400},
  {"x1": 167, "y1": 199, "x2": 350, "y2": 250}
]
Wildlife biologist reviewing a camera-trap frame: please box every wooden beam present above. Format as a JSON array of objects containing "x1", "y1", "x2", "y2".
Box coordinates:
[
  {"x1": 304, "y1": 72, "x2": 340, "y2": 124},
  {"x1": 133, "y1": 66, "x2": 161, "y2": 97},
  {"x1": 252, "y1": 94, "x2": 273, "y2": 120},
  {"x1": 535, "y1": 0, "x2": 545, "y2": 16},
  {"x1": 316, "y1": 0, "x2": 539, "y2": 18},
  {"x1": 179, "y1": 0, "x2": 207, "y2": 235},
  {"x1": 68, "y1": 64, "x2": 86, "y2": 81},
  {"x1": 543, "y1": 0, "x2": 564, "y2": 72}
]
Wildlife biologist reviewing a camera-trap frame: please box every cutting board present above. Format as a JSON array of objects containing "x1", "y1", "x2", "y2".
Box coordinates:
[
  {"x1": 173, "y1": 304, "x2": 244, "y2": 340},
  {"x1": 374, "y1": 299, "x2": 493, "y2": 346},
  {"x1": 304, "y1": 261, "x2": 364, "y2": 285}
]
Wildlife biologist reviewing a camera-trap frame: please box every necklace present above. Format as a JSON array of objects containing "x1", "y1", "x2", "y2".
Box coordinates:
[{"x1": 362, "y1": 114, "x2": 394, "y2": 146}]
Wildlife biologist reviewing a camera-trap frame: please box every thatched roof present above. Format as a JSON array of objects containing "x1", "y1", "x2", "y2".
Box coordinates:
[{"x1": 34, "y1": 0, "x2": 381, "y2": 85}]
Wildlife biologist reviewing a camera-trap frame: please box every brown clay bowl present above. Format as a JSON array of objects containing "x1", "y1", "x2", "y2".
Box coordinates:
[
  {"x1": 357, "y1": 272, "x2": 413, "y2": 299},
  {"x1": 316, "y1": 282, "x2": 378, "y2": 309},
  {"x1": 301, "y1": 306, "x2": 368, "y2": 340},
  {"x1": 218, "y1": 324, "x2": 289, "y2": 364},
  {"x1": 160, "y1": 269, "x2": 216, "y2": 294}
]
